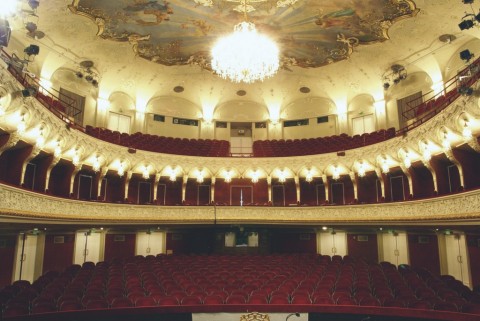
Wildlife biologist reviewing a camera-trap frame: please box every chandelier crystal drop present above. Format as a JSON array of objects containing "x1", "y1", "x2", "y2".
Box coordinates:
[{"x1": 211, "y1": 21, "x2": 279, "y2": 83}]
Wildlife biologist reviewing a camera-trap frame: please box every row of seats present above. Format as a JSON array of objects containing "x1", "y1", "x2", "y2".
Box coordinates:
[
  {"x1": 85, "y1": 126, "x2": 230, "y2": 157},
  {"x1": 1, "y1": 254, "x2": 480, "y2": 317},
  {"x1": 253, "y1": 128, "x2": 396, "y2": 157},
  {"x1": 415, "y1": 89, "x2": 459, "y2": 117}
]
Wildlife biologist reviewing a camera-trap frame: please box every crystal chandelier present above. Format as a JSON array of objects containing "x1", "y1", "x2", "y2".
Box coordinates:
[{"x1": 211, "y1": 2, "x2": 279, "y2": 83}]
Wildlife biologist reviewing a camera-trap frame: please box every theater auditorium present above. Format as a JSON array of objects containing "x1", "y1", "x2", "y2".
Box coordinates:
[{"x1": 1, "y1": 0, "x2": 480, "y2": 320}]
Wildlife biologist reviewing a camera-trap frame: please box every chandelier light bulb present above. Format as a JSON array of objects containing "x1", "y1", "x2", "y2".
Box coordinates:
[
  {"x1": 211, "y1": 21, "x2": 279, "y2": 83},
  {"x1": 0, "y1": 0, "x2": 18, "y2": 17}
]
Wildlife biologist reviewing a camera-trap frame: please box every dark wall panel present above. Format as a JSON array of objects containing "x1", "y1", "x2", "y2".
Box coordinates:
[
  {"x1": 0, "y1": 146, "x2": 33, "y2": 185},
  {"x1": 408, "y1": 234, "x2": 440, "y2": 275},
  {"x1": 104, "y1": 174, "x2": 125, "y2": 203},
  {"x1": 429, "y1": 156, "x2": 451, "y2": 195},
  {"x1": 0, "y1": 235, "x2": 16, "y2": 288},
  {"x1": 271, "y1": 231, "x2": 316, "y2": 253},
  {"x1": 215, "y1": 178, "x2": 268, "y2": 205},
  {"x1": 357, "y1": 174, "x2": 378, "y2": 204},
  {"x1": 104, "y1": 234, "x2": 136, "y2": 261},
  {"x1": 43, "y1": 234, "x2": 75, "y2": 274},
  {"x1": 467, "y1": 234, "x2": 480, "y2": 288},
  {"x1": 48, "y1": 163, "x2": 74, "y2": 197},
  {"x1": 300, "y1": 179, "x2": 322, "y2": 205},
  {"x1": 409, "y1": 165, "x2": 434, "y2": 199},
  {"x1": 452, "y1": 148, "x2": 480, "y2": 189},
  {"x1": 347, "y1": 234, "x2": 378, "y2": 264},
  {"x1": 166, "y1": 230, "x2": 215, "y2": 255}
]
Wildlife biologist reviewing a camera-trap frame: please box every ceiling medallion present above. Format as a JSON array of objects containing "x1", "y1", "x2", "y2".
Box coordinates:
[
  {"x1": 299, "y1": 86, "x2": 310, "y2": 93},
  {"x1": 173, "y1": 86, "x2": 184, "y2": 93},
  {"x1": 237, "y1": 90, "x2": 247, "y2": 96},
  {"x1": 211, "y1": 1, "x2": 279, "y2": 83}
]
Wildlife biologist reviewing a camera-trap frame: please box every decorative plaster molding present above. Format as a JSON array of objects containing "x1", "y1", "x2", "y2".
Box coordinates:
[
  {"x1": 1, "y1": 183, "x2": 479, "y2": 224},
  {"x1": 0, "y1": 67, "x2": 478, "y2": 180}
]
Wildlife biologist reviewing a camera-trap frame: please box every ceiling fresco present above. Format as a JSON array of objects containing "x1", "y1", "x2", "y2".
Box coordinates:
[{"x1": 70, "y1": 0, "x2": 418, "y2": 70}]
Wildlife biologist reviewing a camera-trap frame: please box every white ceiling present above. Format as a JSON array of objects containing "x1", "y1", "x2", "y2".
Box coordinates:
[{"x1": 4, "y1": 0, "x2": 480, "y2": 117}]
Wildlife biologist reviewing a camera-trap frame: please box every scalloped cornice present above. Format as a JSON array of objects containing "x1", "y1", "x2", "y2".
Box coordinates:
[{"x1": 0, "y1": 67, "x2": 477, "y2": 179}]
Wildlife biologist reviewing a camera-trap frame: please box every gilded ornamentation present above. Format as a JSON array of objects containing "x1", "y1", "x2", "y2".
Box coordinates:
[
  {"x1": 240, "y1": 312, "x2": 270, "y2": 321},
  {"x1": 1, "y1": 183, "x2": 480, "y2": 223}
]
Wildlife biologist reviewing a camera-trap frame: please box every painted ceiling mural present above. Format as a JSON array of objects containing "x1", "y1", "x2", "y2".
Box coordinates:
[{"x1": 70, "y1": 0, "x2": 418, "y2": 70}]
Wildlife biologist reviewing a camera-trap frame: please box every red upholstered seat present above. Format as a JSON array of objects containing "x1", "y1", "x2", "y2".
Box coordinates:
[
  {"x1": 111, "y1": 297, "x2": 134, "y2": 308},
  {"x1": 157, "y1": 296, "x2": 179, "y2": 306},
  {"x1": 85, "y1": 299, "x2": 109, "y2": 310},
  {"x1": 203, "y1": 295, "x2": 224, "y2": 305},
  {"x1": 135, "y1": 297, "x2": 157, "y2": 307}
]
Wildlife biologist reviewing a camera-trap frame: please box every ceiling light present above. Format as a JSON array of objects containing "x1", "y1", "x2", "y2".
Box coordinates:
[
  {"x1": 92, "y1": 156, "x2": 100, "y2": 172},
  {"x1": 72, "y1": 154, "x2": 80, "y2": 166},
  {"x1": 332, "y1": 166, "x2": 340, "y2": 180},
  {"x1": 305, "y1": 171, "x2": 313, "y2": 183},
  {"x1": 251, "y1": 170, "x2": 260, "y2": 183},
  {"x1": 142, "y1": 166, "x2": 150, "y2": 180},
  {"x1": 224, "y1": 170, "x2": 232, "y2": 183},
  {"x1": 118, "y1": 162, "x2": 125, "y2": 177},
  {"x1": 462, "y1": 121, "x2": 473, "y2": 139},
  {"x1": 357, "y1": 162, "x2": 366, "y2": 178},
  {"x1": 211, "y1": 21, "x2": 279, "y2": 83},
  {"x1": 381, "y1": 157, "x2": 389, "y2": 174}
]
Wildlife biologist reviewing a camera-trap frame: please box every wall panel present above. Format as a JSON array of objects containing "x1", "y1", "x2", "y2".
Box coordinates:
[
  {"x1": 104, "y1": 234, "x2": 136, "y2": 261},
  {"x1": 43, "y1": 234, "x2": 75, "y2": 274},
  {"x1": 0, "y1": 235, "x2": 16, "y2": 287},
  {"x1": 408, "y1": 234, "x2": 440, "y2": 275},
  {"x1": 347, "y1": 234, "x2": 378, "y2": 263}
]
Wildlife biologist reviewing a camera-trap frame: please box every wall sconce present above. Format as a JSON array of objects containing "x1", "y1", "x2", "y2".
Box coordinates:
[
  {"x1": 92, "y1": 156, "x2": 100, "y2": 173},
  {"x1": 403, "y1": 155, "x2": 411, "y2": 169},
  {"x1": 224, "y1": 170, "x2": 232, "y2": 183},
  {"x1": 168, "y1": 167, "x2": 177, "y2": 182},
  {"x1": 381, "y1": 158, "x2": 389, "y2": 174},
  {"x1": 54, "y1": 140, "x2": 62, "y2": 157},
  {"x1": 421, "y1": 140, "x2": 432, "y2": 161},
  {"x1": 462, "y1": 120, "x2": 473, "y2": 139},
  {"x1": 118, "y1": 162, "x2": 125, "y2": 177},
  {"x1": 357, "y1": 162, "x2": 366, "y2": 178},
  {"x1": 142, "y1": 165, "x2": 150, "y2": 180},
  {"x1": 72, "y1": 154, "x2": 80, "y2": 166},
  {"x1": 305, "y1": 170, "x2": 313, "y2": 183},
  {"x1": 251, "y1": 170, "x2": 260, "y2": 183},
  {"x1": 16, "y1": 113, "x2": 26, "y2": 134},
  {"x1": 332, "y1": 166, "x2": 340, "y2": 180},
  {"x1": 196, "y1": 172, "x2": 204, "y2": 183}
]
